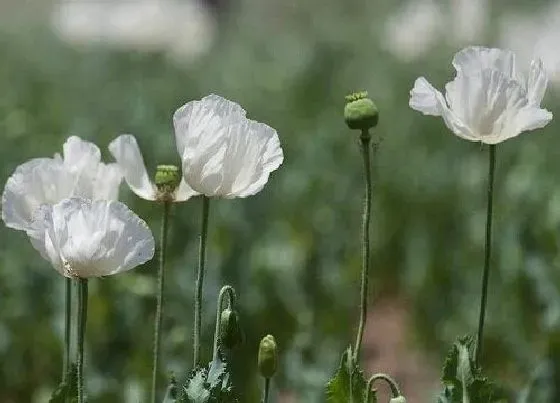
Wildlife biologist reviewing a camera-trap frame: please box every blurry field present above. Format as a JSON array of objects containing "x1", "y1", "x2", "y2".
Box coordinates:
[{"x1": 2, "y1": 0, "x2": 560, "y2": 401}]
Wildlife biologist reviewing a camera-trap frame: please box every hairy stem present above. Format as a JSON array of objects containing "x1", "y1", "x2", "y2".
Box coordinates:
[
  {"x1": 151, "y1": 200, "x2": 171, "y2": 403},
  {"x1": 193, "y1": 196, "x2": 210, "y2": 367},
  {"x1": 77, "y1": 278, "x2": 88, "y2": 403},
  {"x1": 475, "y1": 144, "x2": 497, "y2": 366},
  {"x1": 262, "y1": 378, "x2": 270, "y2": 403},
  {"x1": 365, "y1": 373, "x2": 402, "y2": 402},
  {"x1": 63, "y1": 277, "x2": 71, "y2": 381},
  {"x1": 354, "y1": 130, "x2": 374, "y2": 361},
  {"x1": 212, "y1": 285, "x2": 237, "y2": 361}
]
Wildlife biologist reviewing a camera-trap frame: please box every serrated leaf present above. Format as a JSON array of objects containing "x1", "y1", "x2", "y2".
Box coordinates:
[
  {"x1": 438, "y1": 336, "x2": 508, "y2": 403},
  {"x1": 326, "y1": 346, "x2": 376, "y2": 403},
  {"x1": 182, "y1": 355, "x2": 238, "y2": 403},
  {"x1": 49, "y1": 364, "x2": 78, "y2": 403},
  {"x1": 185, "y1": 368, "x2": 210, "y2": 403}
]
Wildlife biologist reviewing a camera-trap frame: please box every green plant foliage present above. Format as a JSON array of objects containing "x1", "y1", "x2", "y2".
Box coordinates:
[
  {"x1": 438, "y1": 336, "x2": 508, "y2": 403},
  {"x1": 179, "y1": 357, "x2": 237, "y2": 403},
  {"x1": 325, "y1": 346, "x2": 376, "y2": 403}
]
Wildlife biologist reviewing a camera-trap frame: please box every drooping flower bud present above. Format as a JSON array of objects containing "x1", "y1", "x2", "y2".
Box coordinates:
[
  {"x1": 155, "y1": 164, "x2": 181, "y2": 200},
  {"x1": 258, "y1": 334, "x2": 278, "y2": 379},
  {"x1": 344, "y1": 91, "x2": 379, "y2": 130},
  {"x1": 220, "y1": 308, "x2": 243, "y2": 349},
  {"x1": 389, "y1": 396, "x2": 407, "y2": 403}
]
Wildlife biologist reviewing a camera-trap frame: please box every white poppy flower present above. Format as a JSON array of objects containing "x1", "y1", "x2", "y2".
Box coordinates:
[
  {"x1": 1, "y1": 136, "x2": 123, "y2": 231},
  {"x1": 409, "y1": 46, "x2": 553, "y2": 144},
  {"x1": 27, "y1": 198, "x2": 155, "y2": 278},
  {"x1": 108, "y1": 134, "x2": 197, "y2": 202},
  {"x1": 173, "y1": 94, "x2": 284, "y2": 198}
]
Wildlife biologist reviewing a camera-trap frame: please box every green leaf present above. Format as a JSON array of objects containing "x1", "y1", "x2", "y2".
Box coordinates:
[
  {"x1": 326, "y1": 346, "x2": 376, "y2": 403},
  {"x1": 49, "y1": 364, "x2": 78, "y2": 403},
  {"x1": 181, "y1": 356, "x2": 238, "y2": 403},
  {"x1": 438, "y1": 336, "x2": 508, "y2": 403}
]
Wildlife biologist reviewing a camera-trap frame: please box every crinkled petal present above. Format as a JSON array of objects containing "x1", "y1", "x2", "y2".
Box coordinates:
[
  {"x1": 452, "y1": 46, "x2": 517, "y2": 78},
  {"x1": 527, "y1": 58, "x2": 548, "y2": 106},
  {"x1": 63, "y1": 136, "x2": 102, "y2": 174},
  {"x1": 508, "y1": 106, "x2": 553, "y2": 140},
  {"x1": 445, "y1": 69, "x2": 531, "y2": 143},
  {"x1": 174, "y1": 177, "x2": 199, "y2": 202},
  {"x1": 175, "y1": 95, "x2": 281, "y2": 198},
  {"x1": 410, "y1": 77, "x2": 475, "y2": 141},
  {"x1": 1, "y1": 158, "x2": 76, "y2": 231},
  {"x1": 26, "y1": 205, "x2": 65, "y2": 275},
  {"x1": 31, "y1": 198, "x2": 155, "y2": 278},
  {"x1": 108, "y1": 134, "x2": 157, "y2": 201},
  {"x1": 173, "y1": 94, "x2": 246, "y2": 158},
  {"x1": 93, "y1": 163, "x2": 122, "y2": 201}
]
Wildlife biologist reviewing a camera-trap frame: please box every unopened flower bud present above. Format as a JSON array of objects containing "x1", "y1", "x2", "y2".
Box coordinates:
[
  {"x1": 220, "y1": 308, "x2": 243, "y2": 349},
  {"x1": 155, "y1": 165, "x2": 181, "y2": 200},
  {"x1": 258, "y1": 334, "x2": 278, "y2": 378},
  {"x1": 344, "y1": 91, "x2": 379, "y2": 130},
  {"x1": 389, "y1": 396, "x2": 407, "y2": 403}
]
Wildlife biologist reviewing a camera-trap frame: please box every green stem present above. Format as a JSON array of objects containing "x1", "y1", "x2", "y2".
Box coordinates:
[
  {"x1": 193, "y1": 196, "x2": 210, "y2": 367},
  {"x1": 475, "y1": 144, "x2": 497, "y2": 366},
  {"x1": 262, "y1": 378, "x2": 270, "y2": 403},
  {"x1": 212, "y1": 285, "x2": 237, "y2": 361},
  {"x1": 77, "y1": 278, "x2": 88, "y2": 403},
  {"x1": 63, "y1": 277, "x2": 71, "y2": 381},
  {"x1": 354, "y1": 130, "x2": 374, "y2": 361},
  {"x1": 151, "y1": 200, "x2": 171, "y2": 403},
  {"x1": 365, "y1": 373, "x2": 402, "y2": 402}
]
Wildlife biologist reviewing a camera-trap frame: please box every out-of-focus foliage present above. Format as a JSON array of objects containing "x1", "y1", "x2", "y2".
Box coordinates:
[{"x1": 2, "y1": 0, "x2": 560, "y2": 402}]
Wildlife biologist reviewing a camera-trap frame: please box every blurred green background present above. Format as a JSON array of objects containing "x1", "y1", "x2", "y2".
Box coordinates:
[{"x1": 2, "y1": 0, "x2": 560, "y2": 401}]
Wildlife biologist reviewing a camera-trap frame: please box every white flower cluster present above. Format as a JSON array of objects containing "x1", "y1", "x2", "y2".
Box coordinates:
[{"x1": 1, "y1": 94, "x2": 284, "y2": 278}]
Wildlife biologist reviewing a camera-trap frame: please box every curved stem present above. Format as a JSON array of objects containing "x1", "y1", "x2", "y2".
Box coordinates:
[
  {"x1": 475, "y1": 144, "x2": 497, "y2": 366},
  {"x1": 354, "y1": 130, "x2": 374, "y2": 361},
  {"x1": 151, "y1": 200, "x2": 171, "y2": 403},
  {"x1": 193, "y1": 196, "x2": 210, "y2": 367},
  {"x1": 77, "y1": 278, "x2": 88, "y2": 403},
  {"x1": 365, "y1": 373, "x2": 402, "y2": 402},
  {"x1": 262, "y1": 378, "x2": 270, "y2": 403},
  {"x1": 63, "y1": 277, "x2": 71, "y2": 381},
  {"x1": 212, "y1": 285, "x2": 237, "y2": 361}
]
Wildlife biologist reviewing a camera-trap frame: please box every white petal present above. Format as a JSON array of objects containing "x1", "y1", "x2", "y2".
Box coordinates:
[
  {"x1": 526, "y1": 59, "x2": 548, "y2": 106},
  {"x1": 93, "y1": 163, "x2": 123, "y2": 201},
  {"x1": 173, "y1": 93, "x2": 246, "y2": 158},
  {"x1": 410, "y1": 77, "x2": 475, "y2": 141},
  {"x1": 174, "y1": 177, "x2": 199, "y2": 202},
  {"x1": 445, "y1": 69, "x2": 529, "y2": 143},
  {"x1": 26, "y1": 205, "x2": 65, "y2": 276},
  {"x1": 511, "y1": 106, "x2": 552, "y2": 136},
  {"x1": 63, "y1": 136, "x2": 102, "y2": 174},
  {"x1": 410, "y1": 77, "x2": 444, "y2": 116},
  {"x1": 34, "y1": 198, "x2": 155, "y2": 278},
  {"x1": 1, "y1": 158, "x2": 76, "y2": 231},
  {"x1": 452, "y1": 46, "x2": 517, "y2": 78},
  {"x1": 108, "y1": 134, "x2": 157, "y2": 201},
  {"x1": 177, "y1": 95, "x2": 283, "y2": 198}
]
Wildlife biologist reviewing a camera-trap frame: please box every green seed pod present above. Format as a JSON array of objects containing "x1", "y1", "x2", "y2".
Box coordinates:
[
  {"x1": 155, "y1": 164, "x2": 181, "y2": 200},
  {"x1": 220, "y1": 308, "x2": 243, "y2": 349},
  {"x1": 389, "y1": 396, "x2": 407, "y2": 403},
  {"x1": 344, "y1": 91, "x2": 379, "y2": 130},
  {"x1": 258, "y1": 334, "x2": 278, "y2": 378}
]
